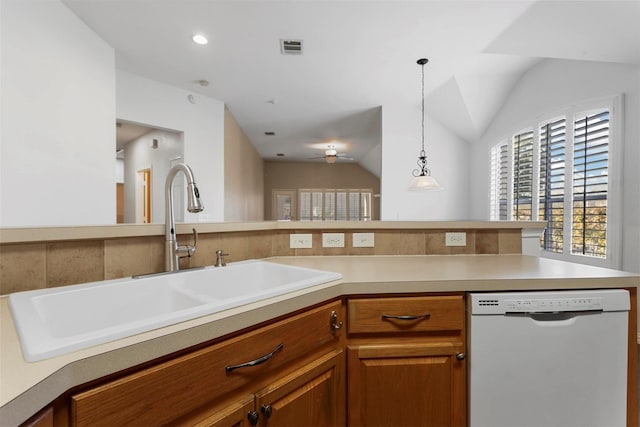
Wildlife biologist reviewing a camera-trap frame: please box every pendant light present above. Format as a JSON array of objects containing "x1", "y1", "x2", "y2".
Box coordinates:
[{"x1": 409, "y1": 58, "x2": 443, "y2": 191}]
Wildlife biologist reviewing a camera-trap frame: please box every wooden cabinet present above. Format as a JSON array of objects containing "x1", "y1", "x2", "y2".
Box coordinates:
[
  {"x1": 347, "y1": 294, "x2": 466, "y2": 427},
  {"x1": 175, "y1": 349, "x2": 345, "y2": 427},
  {"x1": 21, "y1": 407, "x2": 54, "y2": 427},
  {"x1": 253, "y1": 349, "x2": 344, "y2": 426},
  {"x1": 70, "y1": 300, "x2": 345, "y2": 427}
]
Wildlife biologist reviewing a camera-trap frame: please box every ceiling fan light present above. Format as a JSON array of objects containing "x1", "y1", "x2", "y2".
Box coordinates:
[
  {"x1": 326, "y1": 155, "x2": 337, "y2": 164},
  {"x1": 325, "y1": 148, "x2": 337, "y2": 156},
  {"x1": 408, "y1": 174, "x2": 443, "y2": 191}
]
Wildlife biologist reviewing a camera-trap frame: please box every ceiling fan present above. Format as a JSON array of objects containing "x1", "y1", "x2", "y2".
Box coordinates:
[{"x1": 309, "y1": 145, "x2": 354, "y2": 164}]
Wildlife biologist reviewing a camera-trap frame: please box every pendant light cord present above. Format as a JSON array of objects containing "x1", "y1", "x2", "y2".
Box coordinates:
[{"x1": 421, "y1": 60, "x2": 425, "y2": 154}]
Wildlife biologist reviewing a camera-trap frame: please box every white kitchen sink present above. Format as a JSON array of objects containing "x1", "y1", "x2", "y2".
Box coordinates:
[{"x1": 8, "y1": 260, "x2": 341, "y2": 362}]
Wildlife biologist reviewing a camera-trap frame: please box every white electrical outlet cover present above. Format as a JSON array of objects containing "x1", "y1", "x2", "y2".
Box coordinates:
[
  {"x1": 353, "y1": 233, "x2": 375, "y2": 248},
  {"x1": 445, "y1": 232, "x2": 467, "y2": 247},
  {"x1": 289, "y1": 234, "x2": 312, "y2": 249},
  {"x1": 322, "y1": 233, "x2": 345, "y2": 248}
]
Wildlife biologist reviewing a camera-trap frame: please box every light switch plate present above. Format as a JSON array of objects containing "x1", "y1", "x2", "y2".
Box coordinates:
[
  {"x1": 353, "y1": 233, "x2": 375, "y2": 248},
  {"x1": 322, "y1": 233, "x2": 345, "y2": 248},
  {"x1": 290, "y1": 234, "x2": 312, "y2": 249},
  {"x1": 445, "y1": 232, "x2": 467, "y2": 247}
]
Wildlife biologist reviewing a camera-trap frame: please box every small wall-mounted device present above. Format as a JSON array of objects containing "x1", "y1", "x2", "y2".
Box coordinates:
[{"x1": 151, "y1": 139, "x2": 159, "y2": 149}]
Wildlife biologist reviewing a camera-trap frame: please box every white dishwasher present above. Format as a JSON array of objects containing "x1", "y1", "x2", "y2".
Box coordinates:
[{"x1": 469, "y1": 289, "x2": 629, "y2": 427}]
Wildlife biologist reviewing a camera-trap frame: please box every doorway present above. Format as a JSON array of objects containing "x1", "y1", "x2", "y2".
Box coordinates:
[{"x1": 137, "y1": 168, "x2": 152, "y2": 223}]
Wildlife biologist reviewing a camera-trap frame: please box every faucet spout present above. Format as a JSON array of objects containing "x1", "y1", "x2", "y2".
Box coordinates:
[{"x1": 165, "y1": 163, "x2": 204, "y2": 272}]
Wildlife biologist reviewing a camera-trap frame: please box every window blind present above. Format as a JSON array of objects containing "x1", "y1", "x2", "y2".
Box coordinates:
[
  {"x1": 311, "y1": 191, "x2": 323, "y2": 221},
  {"x1": 572, "y1": 110, "x2": 609, "y2": 258},
  {"x1": 336, "y1": 192, "x2": 347, "y2": 220},
  {"x1": 299, "y1": 189, "x2": 372, "y2": 221},
  {"x1": 324, "y1": 191, "x2": 335, "y2": 220},
  {"x1": 512, "y1": 130, "x2": 534, "y2": 220},
  {"x1": 299, "y1": 191, "x2": 311, "y2": 221},
  {"x1": 539, "y1": 117, "x2": 566, "y2": 253},
  {"x1": 490, "y1": 143, "x2": 509, "y2": 220},
  {"x1": 348, "y1": 192, "x2": 360, "y2": 221}
]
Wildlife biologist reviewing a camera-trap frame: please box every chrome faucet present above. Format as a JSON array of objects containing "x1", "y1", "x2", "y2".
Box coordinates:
[
  {"x1": 165, "y1": 163, "x2": 204, "y2": 271},
  {"x1": 215, "y1": 250, "x2": 229, "y2": 267}
]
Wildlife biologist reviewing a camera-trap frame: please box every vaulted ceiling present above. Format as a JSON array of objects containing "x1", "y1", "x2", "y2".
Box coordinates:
[{"x1": 63, "y1": 0, "x2": 640, "y2": 168}]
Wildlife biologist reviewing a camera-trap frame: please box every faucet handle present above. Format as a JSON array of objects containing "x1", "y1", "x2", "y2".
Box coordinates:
[
  {"x1": 215, "y1": 249, "x2": 229, "y2": 267},
  {"x1": 190, "y1": 228, "x2": 198, "y2": 248},
  {"x1": 176, "y1": 228, "x2": 199, "y2": 259}
]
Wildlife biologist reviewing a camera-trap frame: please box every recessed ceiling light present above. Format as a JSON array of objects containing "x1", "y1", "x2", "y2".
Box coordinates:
[{"x1": 192, "y1": 34, "x2": 208, "y2": 45}]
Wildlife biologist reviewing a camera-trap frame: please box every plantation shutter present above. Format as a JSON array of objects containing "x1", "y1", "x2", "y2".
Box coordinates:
[
  {"x1": 311, "y1": 191, "x2": 323, "y2": 220},
  {"x1": 490, "y1": 143, "x2": 509, "y2": 220},
  {"x1": 299, "y1": 191, "x2": 311, "y2": 220},
  {"x1": 300, "y1": 189, "x2": 372, "y2": 221},
  {"x1": 572, "y1": 110, "x2": 609, "y2": 258},
  {"x1": 336, "y1": 192, "x2": 347, "y2": 220},
  {"x1": 512, "y1": 130, "x2": 534, "y2": 220},
  {"x1": 539, "y1": 118, "x2": 566, "y2": 253},
  {"x1": 361, "y1": 192, "x2": 372, "y2": 221},
  {"x1": 324, "y1": 191, "x2": 335, "y2": 220},
  {"x1": 348, "y1": 192, "x2": 360, "y2": 221}
]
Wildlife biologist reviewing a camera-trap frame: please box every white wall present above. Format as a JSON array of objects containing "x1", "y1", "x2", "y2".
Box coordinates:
[
  {"x1": 123, "y1": 129, "x2": 183, "y2": 223},
  {"x1": 469, "y1": 59, "x2": 640, "y2": 273},
  {"x1": 380, "y1": 103, "x2": 470, "y2": 220},
  {"x1": 0, "y1": 0, "x2": 116, "y2": 226},
  {"x1": 116, "y1": 71, "x2": 225, "y2": 222}
]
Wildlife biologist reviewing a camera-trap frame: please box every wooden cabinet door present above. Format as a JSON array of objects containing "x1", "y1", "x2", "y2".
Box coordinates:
[
  {"x1": 348, "y1": 342, "x2": 466, "y2": 427},
  {"x1": 171, "y1": 395, "x2": 256, "y2": 427},
  {"x1": 254, "y1": 349, "x2": 345, "y2": 427}
]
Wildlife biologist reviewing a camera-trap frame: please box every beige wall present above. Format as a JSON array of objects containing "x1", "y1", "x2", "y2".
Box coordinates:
[
  {"x1": 0, "y1": 227, "x2": 522, "y2": 295},
  {"x1": 264, "y1": 162, "x2": 381, "y2": 220},
  {"x1": 224, "y1": 108, "x2": 264, "y2": 221}
]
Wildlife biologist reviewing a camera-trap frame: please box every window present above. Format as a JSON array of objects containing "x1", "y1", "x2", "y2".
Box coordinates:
[
  {"x1": 488, "y1": 96, "x2": 621, "y2": 268},
  {"x1": 512, "y1": 130, "x2": 534, "y2": 220},
  {"x1": 539, "y1": 117, "x2": 566, "y2": 253},
  {"x1": 299, "y1": 188, "x2": 372, "y2": 221},
  {"x1": 489, "y1": 143, "x2": 509, "y2": 220},
  {"x1": 571, "y1": 110, "x2": 609, "y2": 258}
]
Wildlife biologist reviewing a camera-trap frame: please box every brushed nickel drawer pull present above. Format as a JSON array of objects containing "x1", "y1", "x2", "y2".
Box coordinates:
[
  {"x1": 381, "y1": 313, "x2": 431, "y2": 321},
  {"x1": 225, "y1": 343, "x2": 284, "y2": 373}
]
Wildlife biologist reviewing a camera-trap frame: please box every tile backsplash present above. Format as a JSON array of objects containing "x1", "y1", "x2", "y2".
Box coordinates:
[{"x1": 0, "y1": 228, "x2": 522, "y2": 295}]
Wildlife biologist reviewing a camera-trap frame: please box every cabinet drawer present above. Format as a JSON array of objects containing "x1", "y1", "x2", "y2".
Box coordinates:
[
  {"x1": 348, "y1": 295, "x2": 464, "y2": 335},
  {"x1": 71, "y1": 300, "x2": 342, "y2": 427}
]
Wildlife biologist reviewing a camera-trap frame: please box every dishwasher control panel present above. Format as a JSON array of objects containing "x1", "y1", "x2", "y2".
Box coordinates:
[
  {"x1": 470, "y1": 290, "x2": 629, "y2": 315},
  {"x1": 503, "y1": 297, "x2": 603, "y2": 313}
]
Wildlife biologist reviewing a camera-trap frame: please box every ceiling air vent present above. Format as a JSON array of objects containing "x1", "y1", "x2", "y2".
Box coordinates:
[{"x1": 280, "y1": 39, "x2": 303, "y2": 55}]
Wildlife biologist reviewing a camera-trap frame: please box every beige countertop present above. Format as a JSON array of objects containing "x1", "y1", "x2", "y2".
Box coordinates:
[
  {"x1": 0, "y1": 220, "x2": 545, "y2": 244},
  {"x1": 1, "y1": 254, "x2": 638, "y2": 426}
]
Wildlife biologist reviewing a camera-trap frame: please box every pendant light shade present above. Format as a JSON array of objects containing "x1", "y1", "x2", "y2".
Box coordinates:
[
  {"x1": 409, "y1": 58, "x2": 442, "y2": 191},
  {"x1": 409, "y1": 174, "x2": 443, "y2": 191}
]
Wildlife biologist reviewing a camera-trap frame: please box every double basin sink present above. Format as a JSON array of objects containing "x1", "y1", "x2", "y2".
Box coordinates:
[{"x1": 8, "y1": 260, "x2": 342, "y2": 362}]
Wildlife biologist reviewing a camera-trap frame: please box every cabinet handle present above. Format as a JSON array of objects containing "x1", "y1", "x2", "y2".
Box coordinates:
[
  {"x1": 225, "y1": 343, "x2": 284, "y2": 373},
  {"x1": 247, "y1": 410, "x2": 259, "y2": 426},
  {"x1": 456, "y1": 352, "x2": 466, "y2": 361},
  {"x1": 261, "y1": 404, "x2": 273, "y2": 419},
  {"x1": 330, "y1": 310, "x2": 343, "y2": 333},
  {"x1": 381, "y1": 313, "x2": 431, "y2": 321}
]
